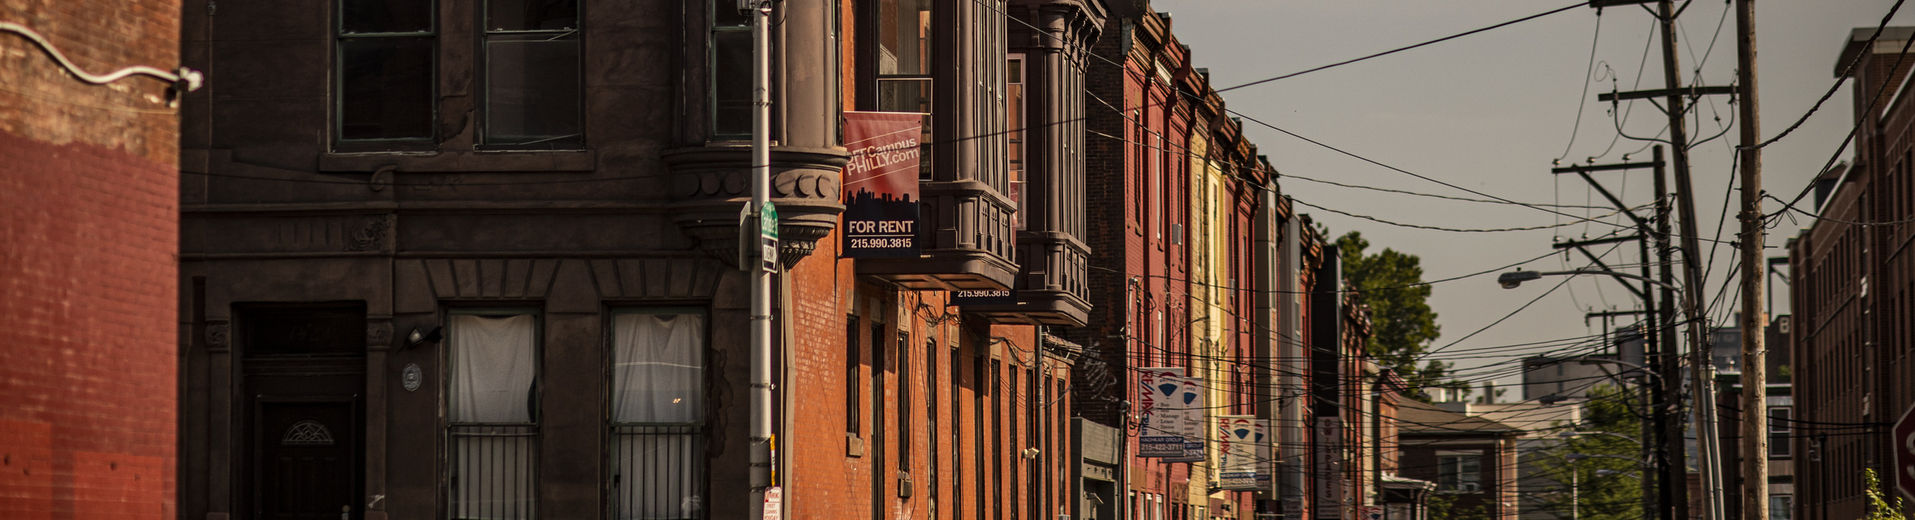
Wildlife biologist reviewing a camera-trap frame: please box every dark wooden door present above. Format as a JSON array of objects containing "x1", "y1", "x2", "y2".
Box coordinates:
[{"x1": 256, "y1": 401, "x2": 358, "y2": 520}]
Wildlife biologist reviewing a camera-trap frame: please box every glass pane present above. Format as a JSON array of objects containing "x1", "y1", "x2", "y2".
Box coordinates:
[
  {"x1": 240, "y1": 304, "x2": 367, "y2": 357},
  {"x1": 712, "y1": 29, "x2": 751, "y2": 136},
  {"x1": 878, "y1": 0, "x2": 930, "y2": 75},
  {"x1": 487, "y1": 0, "x2": 577, "y2": 30},
  {"x1": 485, "y1": 36, "x2": 581, "y2": 144},
  {"x1": 342, "y1": 0, "x2": 431, "y2": 34},
  {"x1": 340, "y1": 37, "x2": 434, "y2": 140}
]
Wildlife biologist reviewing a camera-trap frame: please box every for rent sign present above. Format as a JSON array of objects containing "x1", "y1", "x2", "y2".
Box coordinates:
[{"x1": 842, "y1": 112, "x2": 922, "y2": 257}]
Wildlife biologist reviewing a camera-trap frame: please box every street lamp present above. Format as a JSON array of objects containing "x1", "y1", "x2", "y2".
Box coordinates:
[{"x1": 1497, "y1": 269, "x2": 1676, "y2": 290}]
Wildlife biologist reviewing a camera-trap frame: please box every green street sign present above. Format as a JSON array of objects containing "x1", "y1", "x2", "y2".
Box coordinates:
[{"x1": 759, "y1": 202, "x2": 779, "y2": 272}]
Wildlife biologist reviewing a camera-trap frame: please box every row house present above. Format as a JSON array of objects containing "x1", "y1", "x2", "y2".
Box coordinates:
[
  {"x1": 1073, "y1": 6, "x2": 1420, "y2": 519},
  {"x1": 1787, "y1": 25, "x2": 1915, "y2": 520},
  {"x1": 175, "y1": 0, "x2": 1104, "y2": 520}
]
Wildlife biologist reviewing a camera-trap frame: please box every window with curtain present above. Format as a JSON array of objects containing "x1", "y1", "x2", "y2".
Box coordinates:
[
  {"x1": 447, "y1": 312, "x2": 539, "y2": 520},
  {"x1": 481, "y1": 0, "x2": 581, "y2": 147},
  {"x1": 337, "y1": 0, "x2": 436, "y2": 142},
  {"x1": 608, "y1": 309, "x2": 707, "y2": 520}
]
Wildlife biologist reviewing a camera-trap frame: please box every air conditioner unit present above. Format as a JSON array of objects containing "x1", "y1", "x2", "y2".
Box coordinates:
[{"x1": 1458, "y1": 482, "x2": 1481, "y2": 493}]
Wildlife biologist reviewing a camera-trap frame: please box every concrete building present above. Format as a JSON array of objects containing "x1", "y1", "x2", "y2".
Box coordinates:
[{"x1": 1, "y1": 2, "x2": 190, "y2": 518}]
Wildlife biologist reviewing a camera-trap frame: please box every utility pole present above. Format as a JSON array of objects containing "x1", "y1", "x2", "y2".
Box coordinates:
[
  {"x1": 1654, "y1": 0, "x2": 1728, "y2": 516},
  {"x1": 1734, "y1": 0, "x2": 1769, "y2": 518},
  {"x1": 1652, "y1": 146, "x2": 1685, "y2": 520},
  {"x1": 1549, "y1": 157, "x2": 1669, "y2": 520},
  {"x1": 747, "y1": 0, "x2": 777, "y2": 518},
  {"x1": 1591, "y1": 0, "x2": 1733, "y2": 515}
]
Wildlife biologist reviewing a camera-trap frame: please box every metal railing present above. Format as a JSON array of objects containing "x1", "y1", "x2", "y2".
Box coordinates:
[
  {"x1": 448, "y1": 424, "x2": 539, "y2": 520},
  {"x1": 610, "y1": 424, "x2": 704, "y2": 520}
]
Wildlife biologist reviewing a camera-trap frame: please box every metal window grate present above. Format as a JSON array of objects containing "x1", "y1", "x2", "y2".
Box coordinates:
[
  {"x1": 448, "y1": 424, "x2": 539, "y2": 520},
  {"x1": 610, "y1": 424, "x2": 704, "y2": 520}
]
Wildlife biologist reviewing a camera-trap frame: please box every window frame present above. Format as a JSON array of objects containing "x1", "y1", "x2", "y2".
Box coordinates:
[
  {"x1": 442, "y1": 307, "x2": 543, "y2": 520},
  {"x1": 1768, "y1": 406, "x2": 1791, "y2": 459},
  {"x1": 709, "y1": 0, "x2": 753, "y2": 140},
  {"x1": 477, "y1": 0, "x2": 585, "y2": 150},
  {"x1": 603, "y1": 306, "x2": 710, "y2": 520},
  {"x1": 334, "y1": 0, "x2": 440, "y2": 149}
]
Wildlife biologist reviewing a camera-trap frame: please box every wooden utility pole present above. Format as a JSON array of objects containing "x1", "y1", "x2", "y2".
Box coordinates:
[{"x1": 1734, "y1": 0, "x2": 1768, "y2": 518}]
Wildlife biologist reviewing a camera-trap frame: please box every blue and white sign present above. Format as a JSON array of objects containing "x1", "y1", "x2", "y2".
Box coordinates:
[{"x1": 1138, "y1": 367, "x2": 1187, "y2": 458}]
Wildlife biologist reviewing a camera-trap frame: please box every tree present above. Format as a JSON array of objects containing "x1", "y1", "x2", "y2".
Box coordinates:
[
  {"x1": 1532, "y1": 384, "x2": 1647, "y2": 520},
  {"x1": 1329, "y1": 229, "x2": 1463, "y2": 399},
  {"x1": 1866, "y1": 468, "x2": 1909, "y2": 520}
]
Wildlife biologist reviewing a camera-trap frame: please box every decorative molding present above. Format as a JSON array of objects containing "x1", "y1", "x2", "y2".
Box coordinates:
[
  {"x1": 662, "y1": 146, "x2": 848, "y2": 268},
  {"x1": 281, "y1": 420, "x2": 336, "y2": 446},
  {"x1": 205, "y1": 321, "x2": 230, "y2": 351},
  {"x1": 366, "y1": 321, "x2": 393, "y2": 349},
  {"x1": 346, "y1": 214, "x2": 393, "y2": 252}
]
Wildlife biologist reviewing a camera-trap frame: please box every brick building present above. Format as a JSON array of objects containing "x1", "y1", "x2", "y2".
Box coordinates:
[
  {"x1": 1396, "y1": 401, "x2": 1522, "y2": 520},
  {"x1": 175, "y1": 1, "x2": 1101, "y2": 520},
  {"x1": 1786, "y1": 25, "x2": 1915, "y2": 520},
  {"x1": 1, "y1": 2, "x2": 190, "y2": 518}
]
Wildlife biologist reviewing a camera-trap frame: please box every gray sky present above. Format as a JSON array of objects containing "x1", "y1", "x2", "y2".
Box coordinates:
[{"x1": 1151, "y1": 0, "x2": 1911, "y2": 398}]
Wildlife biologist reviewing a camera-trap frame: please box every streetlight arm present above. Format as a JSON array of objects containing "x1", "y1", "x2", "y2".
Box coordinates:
[{"x1": 1498, "y1": 269, "x2": 1678, "y2": 290}]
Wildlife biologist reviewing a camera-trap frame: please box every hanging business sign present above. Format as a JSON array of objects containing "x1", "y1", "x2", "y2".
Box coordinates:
[
  {"x1": 1218, "y1": 415, "x2": 1259, "y2": 490},
  {"x1": 1254, "y1": 419, "x2": 1273, "y2": 491},
  {"x1": 1165, "y1": 377, "x2": 1207, "y2": 463},
  {"x1": 1138, "y1": 367, "x2": 1187, "y2": 458},
  {"x1": 841, "y1": 111, "x2": 923, "y2": 258}
]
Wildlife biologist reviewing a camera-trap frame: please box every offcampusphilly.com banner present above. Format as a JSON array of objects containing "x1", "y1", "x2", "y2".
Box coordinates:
[{"x1": 842, "y1": 112, "x2": 922, "y2": 257}]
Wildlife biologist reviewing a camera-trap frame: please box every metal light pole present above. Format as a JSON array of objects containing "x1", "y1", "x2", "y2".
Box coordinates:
[{"x1": 747, "y1": 0, "x2": 777, "y2": 517}]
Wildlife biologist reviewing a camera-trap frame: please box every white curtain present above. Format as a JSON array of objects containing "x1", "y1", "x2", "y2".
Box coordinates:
[
  {"x1": 448, "y1": 313, "x2": 537, "y2": 520},
  {"x1": 610, "y1": 311, "x2": 704, "y2": 520},
  {"x1": 450, "y1": 314, "x2": 537, "y2": 423},
  {"x1": 612, "y1": 312, "x2": 705, "y2": 424}
]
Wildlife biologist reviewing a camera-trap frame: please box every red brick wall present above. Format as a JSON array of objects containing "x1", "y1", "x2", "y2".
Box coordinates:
[{"x1": 0, "y1": 2, "x2": 181, "y2": 517}]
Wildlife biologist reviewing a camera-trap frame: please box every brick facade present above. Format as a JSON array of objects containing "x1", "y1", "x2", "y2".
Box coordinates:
[{"x1": 0, "y1": 1, "x2": 183, "y2": 518}]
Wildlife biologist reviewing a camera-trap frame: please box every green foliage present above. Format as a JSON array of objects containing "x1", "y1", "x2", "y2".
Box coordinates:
[
  {"x1": 1427, "y1": 492, "x2": 1487, "y2": 520},
  {"x1": 1866, "y1": 468, "x2": 1909, "y2": 520},
  {"x1": 1330, "y1": 229, "x2": 1461, "y2": 399},
  {"x1": 1531, "y1": 385, "x2": 1648, "y2": 520}
]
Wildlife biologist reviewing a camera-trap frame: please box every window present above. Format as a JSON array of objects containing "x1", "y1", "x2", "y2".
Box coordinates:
[
  {"x1": 337, "y1": 0, "x2": 435, "y2": 141},
  {"x1": 873, "y1": 0, "x2": 932, "y2": 178},
  {"x1": 609, "y1": 308, "x2": 706, "y2": 520},
  {"x1": 336, "y1": 0, "x2": 583, "y2": 148},
  {"x1": 447, "y1": 311, "x2": 540, "y2": 519},
  {"x1": 898, "y1": 331, "x2": 912, "y2": 468},
  {"x1": 482, "y1": 0, "x2": 581, "y2": 147},
  {"x1": 1771, "y1": 494, "x2": 1792, "y2": 520},
  {"x1": 847, "y1": 315, "x2": 862, "y2": 434},
  {"x1": 710, "y1": 0, "x2": 752, "y2": 137},
  {"x1": 1436, "y1": 451, "x2": 1481, "y2": 493},
  {"x1": 1769, "y1": 406, "x2": 1791, "y2": 458},
  {"x1": 1007, "y1": 54, "x2": 1026, "y2": 230}
]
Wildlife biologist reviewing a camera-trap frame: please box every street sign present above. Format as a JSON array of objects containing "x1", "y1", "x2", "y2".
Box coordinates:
[
  {"x1": 1895, "y1": 402, "x2": 1915, "y2": 500},
  {"x1": 759, "y1": 202, "x2": 779, "y2": 273},
  {"x1": 762, "y1": 486, "x2": 782, "y2": 520}
]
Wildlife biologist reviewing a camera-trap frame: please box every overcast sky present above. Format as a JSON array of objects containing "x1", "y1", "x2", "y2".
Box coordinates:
[{"x1": 1151, "y1": 0, "x2": 1912, "y2": 399}]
